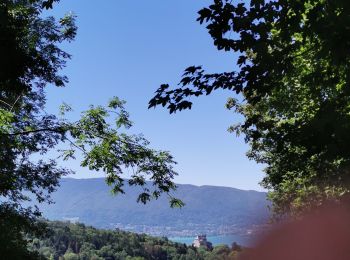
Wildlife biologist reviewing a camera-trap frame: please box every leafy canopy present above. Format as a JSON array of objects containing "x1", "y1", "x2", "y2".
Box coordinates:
[
  {"x1": 0, "y1": 0, "x2": 180, "y2": 257},
  {"x1": 149, "y1": 0, "x2": 350, "y2": 216}
]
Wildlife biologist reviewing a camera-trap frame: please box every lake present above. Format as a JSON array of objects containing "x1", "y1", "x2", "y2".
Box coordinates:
[{"x1": 169, "y1": 234, "x2": 254, "y2": 247}]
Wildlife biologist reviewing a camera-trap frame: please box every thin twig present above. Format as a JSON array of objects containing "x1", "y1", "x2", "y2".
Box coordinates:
[
  {"x1": 0, "y1": 99, "x2": 12, "y2": 109},
  {"x1": 64, "y1": 136, "x2": 87, "y2": 155},
  {"x1": 10, "y1": 93, "x2": 23, "y2": 112}
]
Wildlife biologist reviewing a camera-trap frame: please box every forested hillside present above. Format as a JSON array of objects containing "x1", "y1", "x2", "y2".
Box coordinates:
[
  {"x1": 28, "y1": 221, "x2": 243, "y2": 259},
  {"x1": 31, "y1": 178, "x2": 269, "y2": 236}
]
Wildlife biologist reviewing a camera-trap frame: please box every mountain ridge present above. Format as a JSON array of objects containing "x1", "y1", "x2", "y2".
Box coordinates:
[
  {"x1": 33, "y1": 178, "x2": 270, "y2": 237},
  {"x1": 62, "y1": 177, "x2": 265, "y2": 192}
]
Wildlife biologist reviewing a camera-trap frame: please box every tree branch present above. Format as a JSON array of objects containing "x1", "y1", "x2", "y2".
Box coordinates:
[{"x1": 5, "y1": 127, "x2": 66, "y2": 136}]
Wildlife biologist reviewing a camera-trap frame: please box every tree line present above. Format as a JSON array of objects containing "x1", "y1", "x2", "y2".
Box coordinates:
[{"x1": 28, "y1": 221, "x2": 243, "y2": 260}]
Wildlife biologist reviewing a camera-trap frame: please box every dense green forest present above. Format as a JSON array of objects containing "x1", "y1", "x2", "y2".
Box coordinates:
[{"x1": 28, "y1": 221, "x2": 243, "y2": 260}]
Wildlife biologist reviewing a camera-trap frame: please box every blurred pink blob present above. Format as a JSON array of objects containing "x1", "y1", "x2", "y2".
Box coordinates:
[{"x1": 241, "y1": 204, "x2": 350, "y2": 260}]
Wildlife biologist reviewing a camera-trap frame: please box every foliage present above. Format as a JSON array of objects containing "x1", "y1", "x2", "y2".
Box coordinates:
[
  {"x1": 149, "y1": 0, "x2": 350, "y2": 217},
  {"x1": 28, "y1": 221, "x2": 242, "y2": 260},
  {"x1": 0, "y1": 0, "x2": 179, "y2": 257},
  {"x1": 0, "y1": 0, "x2": 76, "y2": 256},
  {"x1": 0, "y1": 203, "x2": 44, "y2": 259},
  {"x1": 56, "y1": 97, "x2": 181, "y2": 206}
]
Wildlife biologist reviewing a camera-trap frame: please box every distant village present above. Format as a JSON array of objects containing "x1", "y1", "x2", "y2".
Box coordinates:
[
  {"x1": 112, "y1": 222, "x2": 266, "y2": 237},
  {"x1": 62, "y1": 216, "x2": 266, "y2": 237}
]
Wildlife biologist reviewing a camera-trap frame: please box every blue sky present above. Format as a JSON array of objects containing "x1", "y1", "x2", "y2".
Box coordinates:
[{"x1": 45, "y1": 0, "x2": 265, "y2": 191}]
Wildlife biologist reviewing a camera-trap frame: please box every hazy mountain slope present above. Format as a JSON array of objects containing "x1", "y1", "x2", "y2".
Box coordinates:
[{"x1": 35, "y1": 178, "x2": 269, "y2": 235}]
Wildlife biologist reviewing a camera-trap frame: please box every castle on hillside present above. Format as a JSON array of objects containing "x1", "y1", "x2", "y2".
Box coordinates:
[{"x1": 192, "y1": 235, "x2": 213, "y2": 250}]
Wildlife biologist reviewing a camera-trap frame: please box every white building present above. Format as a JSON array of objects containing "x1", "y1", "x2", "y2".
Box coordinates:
[{"x1": 192, "y1": 235, "x2": 213, "y2": 250}]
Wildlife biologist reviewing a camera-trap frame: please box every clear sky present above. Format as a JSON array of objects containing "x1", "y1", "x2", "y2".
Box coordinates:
[{"x1": 45, "y1": 0, "x2": 265, "y2": 191}]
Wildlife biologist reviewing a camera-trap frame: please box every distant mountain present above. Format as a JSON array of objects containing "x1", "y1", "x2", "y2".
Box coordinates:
[{"x1": 33, "y1": 178, "x2": 270, "y2": 236}]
